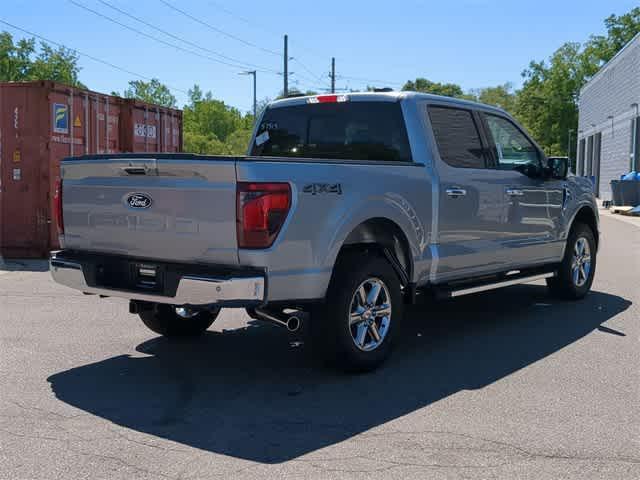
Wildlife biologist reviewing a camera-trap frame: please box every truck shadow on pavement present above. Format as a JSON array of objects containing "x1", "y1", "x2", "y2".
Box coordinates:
[{"x1": 48, "y1": 286, "x2": 630, "y2": 463}]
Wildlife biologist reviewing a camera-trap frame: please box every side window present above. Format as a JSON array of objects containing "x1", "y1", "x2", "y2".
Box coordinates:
[
  {"x1": 428, "y1": 106, "x2": 486, "y2": 169},
  {"x1": 484, "y1": 114, "x2": 539, "y2": 170}
]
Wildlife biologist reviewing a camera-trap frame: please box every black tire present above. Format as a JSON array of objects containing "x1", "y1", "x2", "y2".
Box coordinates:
[
  {"x1": 547, "y1": 222, "x2": 597, "y2": 300},
  {"x1": 139, "y1": 304, "x2": 219, "y2": 337},
  {"x1": 313, "y1": 251, "x2": 404, "y2": 373}
]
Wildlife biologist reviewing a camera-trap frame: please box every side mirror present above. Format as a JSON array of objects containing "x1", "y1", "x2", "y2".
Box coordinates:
[{"x1": 546, "y1": 157, "x2": 569, "y2": 180}]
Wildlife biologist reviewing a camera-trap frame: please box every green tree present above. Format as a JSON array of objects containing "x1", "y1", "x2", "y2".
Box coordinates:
[
  {"x1": 0, "y1": 31, "x2": 84, "y2": 86},
  {"x1": 515, "y1": 42, "x2": 587, "y2": 155},
  {"x1": 0, "y1": 32, "x2": 35, "y2": 81},
  {"x1": 183, "y1": 131, "x2": 227, "y2": 155},
  {"x1": 30, "y1": 43, "x2": 84, "y2": 86},
  {"x1": 276, "y1": 88, "x2": 318, "y2": 100},
  {"x1": 402, "y1": 77, "x2": 472, "y2": 99},
  {"x1": 471, "y1": 83, "x2": 516, "y2": 112},
  {"x1": 182, "y1": 84, "x2": 253, "y2": 155},
  {"x1": 124, "y1": 78, "x2": 177, "y2": 108},
  {"x1": 584, "y1": 7, "x2": 640, "y2": 66},
  {"x1": 120, "y1": 79, "x2": 177, "y2": 108},
  {"x1": 513, "y1": 7, "x2": 640, "y2": 155}
]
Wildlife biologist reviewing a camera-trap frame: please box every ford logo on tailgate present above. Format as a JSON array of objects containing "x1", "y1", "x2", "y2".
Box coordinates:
[{"x1": 126, "y1": 193, "x2": 153, "y2": 209}]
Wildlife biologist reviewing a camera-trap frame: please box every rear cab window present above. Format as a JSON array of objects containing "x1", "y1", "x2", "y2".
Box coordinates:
[
  {"x1": 251, "y1": 100, "x2": 413, "y2": 162},
  {"x1": 427, "y1": 106, "x2": 487, "y2": 169}
]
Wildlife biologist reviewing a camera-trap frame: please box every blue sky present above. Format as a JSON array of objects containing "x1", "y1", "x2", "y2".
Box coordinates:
[{"x1": 2, "y1": 0, "x2": 637, "y2": 112}]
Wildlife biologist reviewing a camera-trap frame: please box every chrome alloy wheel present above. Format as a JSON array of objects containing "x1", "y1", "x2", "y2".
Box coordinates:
[
  {"x1": 571, "y1": 237, "x2": 592, "y2": 288},
  {"x1": 349, "y1": 277, "x2": 392, "y2": 352}
]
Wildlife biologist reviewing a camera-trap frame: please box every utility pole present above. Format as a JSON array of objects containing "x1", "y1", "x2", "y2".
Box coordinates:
[
  {"x1": 331, "y1": 57, "x2": 335, "y2": 94},
  {"x1": 283, "y1": 34, "x2": 288, "y2": 97},
  {"x1": 253, "y1": 70, "x2": 257, "y2": 118},
  {"x1": 239, "y1": 71, "x2": 257, "y2": 119}
]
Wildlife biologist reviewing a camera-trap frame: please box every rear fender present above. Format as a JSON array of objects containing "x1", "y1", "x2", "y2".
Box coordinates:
[{"x1": 324, "y1": 194, "x2": 428, "y2": 283}]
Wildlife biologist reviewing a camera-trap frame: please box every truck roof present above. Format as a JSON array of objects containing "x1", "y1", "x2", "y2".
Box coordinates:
[{"x1": 268, "y1": 90, "x2": 510, "y2": 117}]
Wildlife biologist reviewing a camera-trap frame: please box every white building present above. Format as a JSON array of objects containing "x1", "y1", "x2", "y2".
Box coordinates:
[{"x1": 577, "y1": 33, "x2": 640, "y2": 199}]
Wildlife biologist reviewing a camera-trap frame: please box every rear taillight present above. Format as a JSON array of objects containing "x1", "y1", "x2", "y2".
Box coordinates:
[
  {"x1": 237, "y1": 182, "x2": 291, "y2": 249},
  {"x1": 53, "y1": 178, "x2": 64, "y2": 234}
]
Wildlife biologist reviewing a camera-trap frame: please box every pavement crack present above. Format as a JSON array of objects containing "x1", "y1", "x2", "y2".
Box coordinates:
[
  {"x1": 7, "y1": 399, "x2": 85, "y2": 420},
  {"x1": 360, "y1": 429, "x2": 640, "y2": 465}
]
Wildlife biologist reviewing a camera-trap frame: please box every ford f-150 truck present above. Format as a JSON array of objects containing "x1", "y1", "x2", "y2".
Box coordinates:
[{"x1": 50, "y1": 91, "x2": 599, "y2": 371}]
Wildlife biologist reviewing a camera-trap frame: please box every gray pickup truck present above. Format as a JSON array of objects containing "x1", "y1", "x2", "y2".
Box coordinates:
[{"x1": 51, "y1": 91, "x2": 599, "y2": 371}]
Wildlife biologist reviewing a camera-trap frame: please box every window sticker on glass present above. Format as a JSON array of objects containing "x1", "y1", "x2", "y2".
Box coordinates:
[{"x1": 255, "y1": 130, "x2": 270, "y2": 146}]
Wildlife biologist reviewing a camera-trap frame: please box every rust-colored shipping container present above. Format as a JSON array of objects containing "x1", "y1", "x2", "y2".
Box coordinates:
[
  {"x1": 0, "y1": 81, "x2": 183, "y2": 258},
  {"x1": 120, "y1": 99, "x2": 183, "y2": 153}
]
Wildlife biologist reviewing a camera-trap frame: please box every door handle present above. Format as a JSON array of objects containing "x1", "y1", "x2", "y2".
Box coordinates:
[
  {"x1": 506, "y1": 188, "x2": 524, "y2": 197},
  {"x1": 446, "y1": 188, "x2": 467, "y2": 198},
  {"x1": 122, "y1": 167, "x2": 148, "y2": 175}
]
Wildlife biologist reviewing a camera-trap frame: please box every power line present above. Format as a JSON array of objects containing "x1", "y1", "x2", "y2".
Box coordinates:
[
  {"x1": 158, "y1": 0, "x2": 281, "y2": 57},
  {"x1": 339, "y1": 75, "x2": 404, "y2": 87},
  {"x1": 289, "y1": 69, "x2": 322, "y2": 86},
  {"x1": 204, "y1": 1, "x2": 272, "y2": 33},
  {"x1": 159, "y1": 0, "x2": 341, "y2": 91},
  {"x1": 292, "y1": 57, "x2": 328, "y2": 86},
  {"x1": 0, "y1": 19, "x2": 253, "y2": 111},
  {"x1": 67, "y1": 0, "x2": 279, "y2": 74},
  {"x1": 203, "y1": 1, "x2": 329, "y2": 61},
  {"x1": 96, "y1": 0, "x2": 275, "y2": 73},
  {"x1": 144, "y1": 0, "x2": 406, "y2": 91},
  {"x1": 0, "y1": 19, "x2": 187, "y2": 95}
]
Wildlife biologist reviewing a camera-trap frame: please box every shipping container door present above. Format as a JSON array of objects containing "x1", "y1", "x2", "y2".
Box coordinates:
[
  {"x1": 171, "y1": 114, "x2": 181, "y2": 152},
  {"x1": 1, "y1": 86, "x2": 48, "y2": 256},
  {"x1": 89, "y1": 95, "x2": 112, "y2": 155},
  {"x1": 104, "y1": 97, "x2": 120, "y2": 154}
]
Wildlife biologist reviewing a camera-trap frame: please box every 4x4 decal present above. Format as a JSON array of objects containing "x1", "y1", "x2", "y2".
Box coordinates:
[{"x1": 303, "y1": 183, "x2": 342, "y2": 195}]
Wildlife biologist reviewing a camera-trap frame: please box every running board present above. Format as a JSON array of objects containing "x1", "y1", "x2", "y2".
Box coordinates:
[{"x1": 438, "y1": 272, "x2": 555, "y2": 299}]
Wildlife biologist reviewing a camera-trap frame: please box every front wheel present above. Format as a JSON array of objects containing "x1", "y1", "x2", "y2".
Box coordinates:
[
  {"x1": 313, "y1": 252, "x2": 404, "y2": 373},
  {"x1": 139, "y1": 304, "x2": 220, "y2": 337},
  {"x1": 547, "y1": 223, "x2": 596, "y2": 300}
]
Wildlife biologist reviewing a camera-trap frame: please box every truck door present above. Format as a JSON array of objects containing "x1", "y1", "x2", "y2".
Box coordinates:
[
  {"x1": 427, "y1": 105, "x2": 510, "y2": 281},
  {"x1": 478, "y1": 112, "x2": 564, "y2": 264}
]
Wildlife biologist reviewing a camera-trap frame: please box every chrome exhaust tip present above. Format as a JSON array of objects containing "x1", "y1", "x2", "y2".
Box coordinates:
[
  {"x1": 286, "y1": 315, "x2": 301, "y2": 332},
  {"x1": 254, "y1": 308, "x2": 303, "y2": 333}
]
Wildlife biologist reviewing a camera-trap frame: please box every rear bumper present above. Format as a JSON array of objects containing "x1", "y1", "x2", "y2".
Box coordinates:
[{"x1": 50, "y1": 251, "x2": 265, "y2": 307}]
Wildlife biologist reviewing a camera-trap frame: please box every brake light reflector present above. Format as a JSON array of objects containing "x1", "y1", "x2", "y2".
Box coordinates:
[
  {"x1": 307, "y1": 94, "x2": 349, "y2": 104},
  {"x1": 53, "y1": 178, "x2": 64, "y2": 235},
  {"x1": 237, "y1": 182, "x2": 291, "y2": 249}
]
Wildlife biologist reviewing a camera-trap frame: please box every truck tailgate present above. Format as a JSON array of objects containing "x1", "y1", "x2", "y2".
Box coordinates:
[{"x1": 61, "y1": 156, "x2": 239, "y2": 265}]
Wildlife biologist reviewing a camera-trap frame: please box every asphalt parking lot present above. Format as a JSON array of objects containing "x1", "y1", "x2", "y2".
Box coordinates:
[{"x1": 1, "y1": 214, "x2": 639, "y2": 480}]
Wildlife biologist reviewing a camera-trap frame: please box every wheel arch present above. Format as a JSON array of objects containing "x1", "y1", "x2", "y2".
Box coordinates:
[
  {"x1": 337, "y1": 217, "x2": 414, "y2": 286},
  {"x1": 570, "y1": 205, "x2": 599, "y2": 248}
]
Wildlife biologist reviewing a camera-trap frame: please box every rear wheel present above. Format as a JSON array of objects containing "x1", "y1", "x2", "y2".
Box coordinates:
[
  {"x1": 313, "y1": 252, "x2": 403, "y2": 372},
  {"x1": 139, "y1": 304, "x2": 220, "y2": 337},
  {"x1": 547, "y1": 223, "x2": 596, "y2": 300}
]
